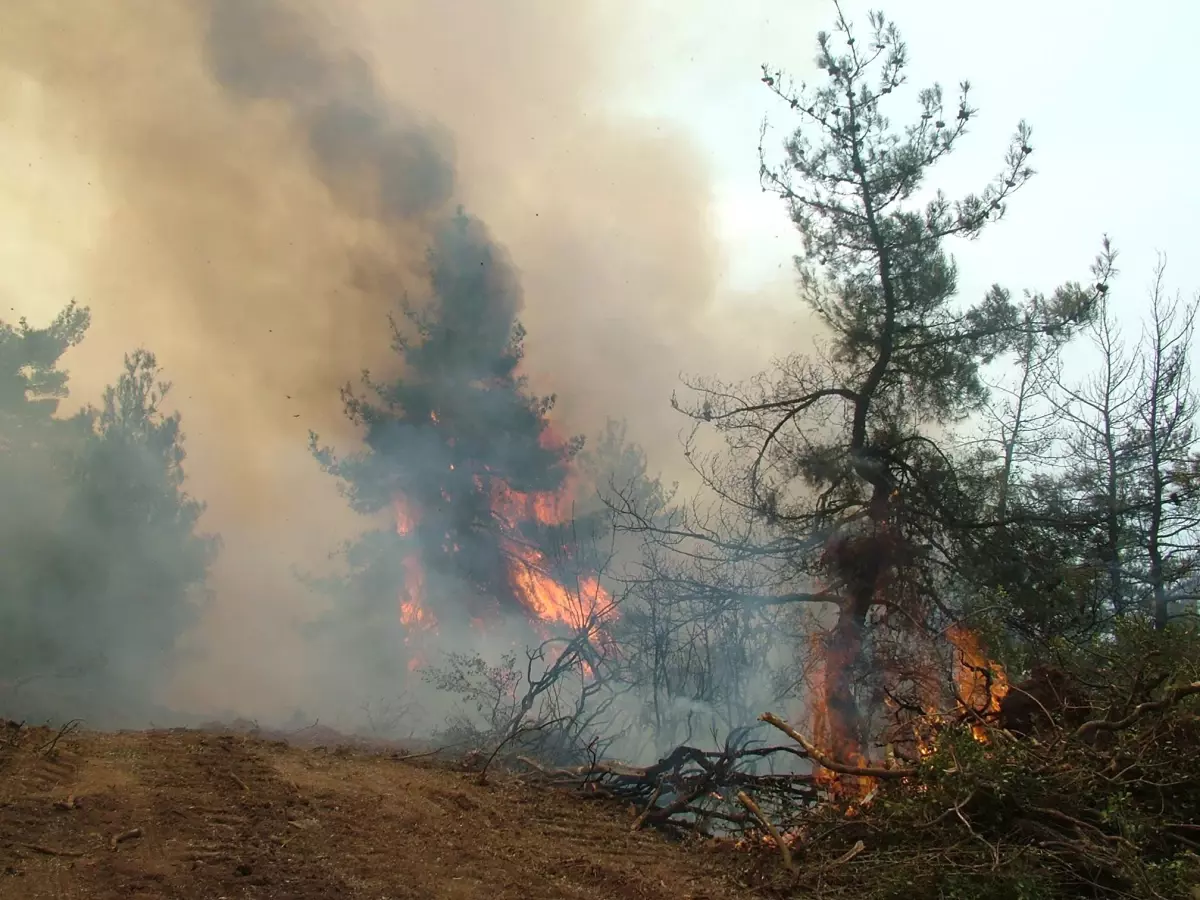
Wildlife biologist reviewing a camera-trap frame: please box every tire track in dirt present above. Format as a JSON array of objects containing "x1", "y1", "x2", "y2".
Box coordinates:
[
  {"x1": 0, "y1": 725, "x2": 756, "y2": 900},
  {"x1": 0, "y1": 727, "x2": 353, "y2": 898},
  {"x1": 266, "y1": 748, "x2": 750, "y2": 900},
  {"x1": 129, "y1": 729, "x2": 355, "y2": 898}
]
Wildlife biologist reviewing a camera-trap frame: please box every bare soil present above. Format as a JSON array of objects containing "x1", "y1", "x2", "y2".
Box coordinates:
[{"x1": 0, "y1": 721, "x2": 759, "y2": 899}]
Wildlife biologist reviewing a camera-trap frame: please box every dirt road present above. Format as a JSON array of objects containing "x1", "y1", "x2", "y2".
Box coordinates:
[{"x1": 0, "y1": 722, "x2": 757, "y2": 899}]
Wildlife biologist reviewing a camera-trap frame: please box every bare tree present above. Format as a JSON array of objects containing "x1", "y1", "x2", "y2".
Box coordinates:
[
  {"x1": 1128, "y1": 259, "x2": 1200, "y2": 628},
  {"x1": 1047, "y1": 258, "x2": 1200, "y2": 628},
  {"x1": 1051, "y1": 287, "x2": 1141, "y2": 615},
  {"x1": 981, "y1": 295, "x2": 1072, "y2": 522}
]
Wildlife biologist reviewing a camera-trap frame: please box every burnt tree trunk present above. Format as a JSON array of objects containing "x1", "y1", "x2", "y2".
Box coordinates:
[{"x1": 823, "y1": 482, "x2": 895, "y2": 760}]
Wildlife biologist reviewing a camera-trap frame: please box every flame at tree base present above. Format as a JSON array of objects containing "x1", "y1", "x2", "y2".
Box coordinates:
[
  {"x1": 805, "y1": 632, "x2": 877, "y2": 801},
  {"x1": 801, "y1": 622, "x2": 1009, "y2": 803}
]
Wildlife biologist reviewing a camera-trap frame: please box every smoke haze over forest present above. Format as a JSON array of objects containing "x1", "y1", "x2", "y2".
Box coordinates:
[
  {"x1": 0, "y1": 1, "x2": 811, "y2": 720},
  {"x1": 5, "y1": 8, "x2": 1200, "y2": 896}
]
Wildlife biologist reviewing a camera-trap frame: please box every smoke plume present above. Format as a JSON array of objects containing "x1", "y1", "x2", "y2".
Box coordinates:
[{"x1": 0, "y1": 0, "x2": 808, "y2": 719}]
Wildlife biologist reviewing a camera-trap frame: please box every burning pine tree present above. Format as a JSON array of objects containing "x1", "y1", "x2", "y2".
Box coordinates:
[
  {"x1": 311, "y1": 210, "x2": 609, "y2": 671},
  {"x1": 661, "y1": 6, "x2": 1111, "y2": 772}
]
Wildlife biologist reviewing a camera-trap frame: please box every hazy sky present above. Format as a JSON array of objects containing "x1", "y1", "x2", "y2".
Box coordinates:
[
  {"x1": 615, "y1": 0, "x2": 1197, "y2": 318},
  {"x1": 3, "y1": 2, "x2": 1192, "y2": 377}
]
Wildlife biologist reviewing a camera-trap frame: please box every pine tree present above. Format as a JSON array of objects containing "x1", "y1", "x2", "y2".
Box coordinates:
[
  {"x1": 54, "y1": 350, "x2": 217, "y2": 707},
  {"x1": 659, "y1": 5, "x2": 1111, "y2": 757},
  {"x1": 0, "y1": 302, "x2": 92, "y2": 691},
  {"x1": 312, "y1": 210, "x2": 584, "y2": 640},
  {"x1": 1, "y1": 307, "x2": 215, "y2": 717}
]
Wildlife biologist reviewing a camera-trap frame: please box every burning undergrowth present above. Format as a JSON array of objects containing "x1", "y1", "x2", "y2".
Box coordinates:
[
  {"x1": 519, "y1": 621, "x2": 1200, "y2": 900},
  {"x1": 729, "y1": 626, "x2": 1200, "y2": 900}
]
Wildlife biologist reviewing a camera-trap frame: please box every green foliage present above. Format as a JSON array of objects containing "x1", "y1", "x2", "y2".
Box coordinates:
[
  {"x1": 0, "y1": 308, "x2": 215, "y2": 717},
  {"x1": 636, "y1": 1, "x2": 1118, "y2": 778},
  {"x1": 967, "y1": 258, "x2": 1200, "y2": 658},
  {"x1": 611, "y1": 7, "x2": 1200, "y2": 898},
  {"x1": 0, "y1": 301, "x2": 90, "y2": 422},
  {"x1": 58, "y1": 351, "x2": 217, "y2": 689},
  {"x1": 666, "y1": 4, "x2": 1114, "y2": 654},
  {"x1": 748, "y1": 628, "x2": 1200, "y2": 899},
  {"x1": 744, "y1": 5, "x2": 1107, "y2": 501}
]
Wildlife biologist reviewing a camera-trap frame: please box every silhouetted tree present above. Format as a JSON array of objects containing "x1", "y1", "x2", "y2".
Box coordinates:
[
  {"x1": 980, "y1": 259, "x2": 1200, "y2": 648},
  {"x1": 57, "y1": 350, "x2": 217, "y2": 700},
  {"x1": 0, "y1": 303, "x2": 93, "y2": 690},
  {"x1": 1126, "y1": 261, "x2": 1199, "y2": 628}
]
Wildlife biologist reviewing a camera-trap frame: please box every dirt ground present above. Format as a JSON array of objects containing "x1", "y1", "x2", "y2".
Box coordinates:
[{"x1": 0, "y1": 721, "x2": 761, "y2": 899}]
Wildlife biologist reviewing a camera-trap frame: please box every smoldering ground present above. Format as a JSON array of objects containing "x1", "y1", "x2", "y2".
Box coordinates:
[{"x1": 0, "y1": 0, "x2": 814, "y2": 725}]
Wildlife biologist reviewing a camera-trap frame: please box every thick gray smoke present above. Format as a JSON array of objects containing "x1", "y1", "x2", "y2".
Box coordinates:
[
  {"x1": 205, "y1": 0, "x2": 454, "y2": 221},
  {"x1": 0, "y1": 0, "x2": 813, "y2": 726}
]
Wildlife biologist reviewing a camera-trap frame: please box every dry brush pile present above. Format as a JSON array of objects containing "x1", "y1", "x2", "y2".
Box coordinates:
[{"x1": 512, "y1": 624, "x2": 1200, "y2": 900}]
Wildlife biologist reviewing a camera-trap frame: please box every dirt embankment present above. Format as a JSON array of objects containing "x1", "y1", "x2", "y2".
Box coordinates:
[{"x1": 0, "y1": 722, "x2": 756, "y2": 899}]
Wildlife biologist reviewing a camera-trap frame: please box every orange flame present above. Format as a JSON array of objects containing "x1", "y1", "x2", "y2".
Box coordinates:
[
  {"x1": 806, "y1": 631, "x2": 876, "y2": 802},
  {"x1": 488, "y1": 461, "x2": 616, "y2": 635},
  {"x1": 394, "y1": 496, "x2": 436, "y2": 661},
  {"x1": 947, "y1": 625, "x2": 1008, "y2": 740},
  {"x1": 390, "y1": 416, "x2": 616, "y2": 667},
  {"x1": 490, "y1": 479, "x2": 578, "y2": 529},
  {"x1": 506, "y1": 544, "x2": 613, "y2": 632},
  {"x1": 900, "y1": 626, "x2": 1009, "y2": 759}
]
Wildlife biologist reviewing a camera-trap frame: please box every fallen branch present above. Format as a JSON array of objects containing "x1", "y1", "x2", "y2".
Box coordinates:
[
  {"x1": 519, "y1": 734, "x2": 818, "y2": 834},
  {"x1": 38, "y1": 719, "x2": 81, "y2": 756},
  {"x1": 1074, "y1": 681, "x2": 1200, "y2": 740},
  {"x1": 476, "y1": 716, "x2": 574, "y2": 784},
  {"x1": 737, "y1": 790, "x2": 795, "y2": 873},
  {"x1": 629, "y1": 784, "x2": 663, "y2": 831},
  {"x1": 760, "y1": 713, "x2": 916, "y2": 779},
  {"x1": 826, "y1": 839, "x2": 866, "y2": 869}
]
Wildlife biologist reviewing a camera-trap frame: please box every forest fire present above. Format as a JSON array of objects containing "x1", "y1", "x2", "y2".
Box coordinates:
[
  {"x1": 803, "y1": 620, "x2": 1008, "y2": 801},
  {"x1": 390, "y1": 416, "x2": 616, "y2": 670},
  {"x1": 490, "y1": 470, "x2": 615, "y2": 634},
  {"x1": 946, "y1": 625, "x2": 1008, "y2": 740},
  {"x1": 894, "y1": 626, "x2": 1009, "y2": 762},
  {"x1": 393, "y1": 498, "x2": 435, "y2": 672},
  {"x1": 303, "y1": 209, "x2": 625, "y2": 678},
  {"x1": 805, "y1": 632, "x2": 877, "y2": 801}
]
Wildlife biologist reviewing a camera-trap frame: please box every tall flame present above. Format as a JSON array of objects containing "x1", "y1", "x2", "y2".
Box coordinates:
[
  {"x1": 806, "y1": 631, "x2": 876, "y2": 801},
  {"x1": 491, "y1": 477, "x2": 616, "y2": 633},
  {"x1": 947, "y1": 625, "x2": 1008, "y2": 739},
  {"x1": 390, "y1": 417, "x2": 616, "y2": 665},
  {"x1": 394, "y1": 496, "x2": 435, "y2": 671}
]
